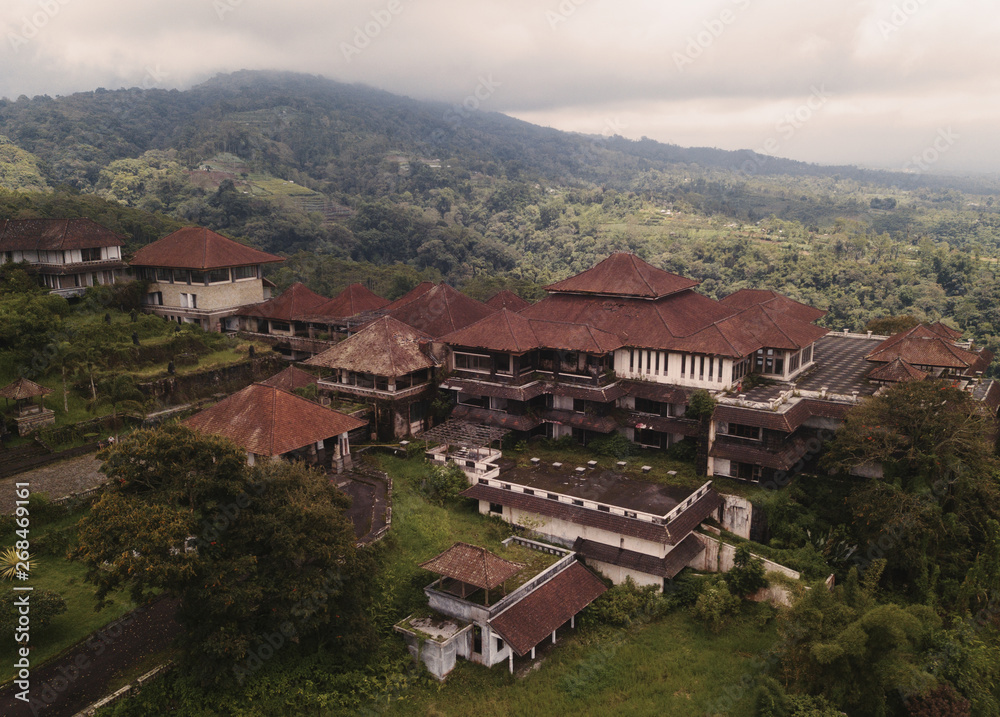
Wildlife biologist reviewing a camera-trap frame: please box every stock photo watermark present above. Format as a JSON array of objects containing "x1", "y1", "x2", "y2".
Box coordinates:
[
  {"x1": 7, "y1": 0, "x2": 71, "y2": 53},
  {"x1": 340, "y1": 0, "x2": 405, "y2": 63},
  {"x1": 672, "y1": 0, "x2": 753, "y2": 71}
]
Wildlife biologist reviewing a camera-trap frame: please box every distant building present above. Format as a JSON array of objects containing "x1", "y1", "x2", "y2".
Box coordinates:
[
  {"x1": 0, "y1": 218, "x2": 126, "y2": 297},
  {"x1": 129, "y1": 227, "x2": 283, "y2": 332}
]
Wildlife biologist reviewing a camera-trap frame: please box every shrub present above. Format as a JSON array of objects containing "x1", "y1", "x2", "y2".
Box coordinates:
[
  {"x1": 421, "y1": 462, "x2": 468, "y2": 505},
  {"x1": 665, "y1": 439, "x2": 697, "y2": 462},
  {"x1": 685, "y1": 389, "x2": 717, "y2": 420},
  {"x1": 583, "y1": 577, "x2": 665, "y2": 627},
  {"x1": 589, "y1": 432, "x2": 632, "y2": 459},
  {"x1": 692, "y1": 577, "x2": 740, "y2": 632},
  {"x1": 0, "y1": 588, "x2": 66, "y2": 632},
  {"x1": 728, "y1": 544, "x2": 768, "y2": 598}
]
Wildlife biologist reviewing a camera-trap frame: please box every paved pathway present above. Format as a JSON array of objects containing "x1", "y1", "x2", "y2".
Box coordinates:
[
  {"x1": 0, "y1": 598, "x2": 179, "y2": 717},
  {"x1": 0, "y1": 455, "x2": 105, "y2": 513}
]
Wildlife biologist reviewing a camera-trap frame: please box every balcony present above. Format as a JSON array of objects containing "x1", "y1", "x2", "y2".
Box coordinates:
[{"x1": 318, "y1": 378, "x2": 432, "y2": 401}]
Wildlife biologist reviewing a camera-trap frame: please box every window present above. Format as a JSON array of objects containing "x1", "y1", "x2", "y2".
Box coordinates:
[
  {"x1": 573, "y1": 399, "x2": 586, "y2": 413},
  {"x1": 173, "y1": 269, "x2": 191, "y2": 283},
  {"x1": 409, "y1": 401, "x2": 428, "y2": 423},
  {"x1": 788, "y1": 350, "x2": 801, "y2": 373},
  {"x1": 708, "y1": 355, "x2": 714, "y2": 379},
  {"x1": 699, "y1": 355, "x2": 705, "y2": 379},
  {"x1": 645, "y1": 350, "x2": 652, "y2": 374},
  {"x1": 81, "y1": 247, "x2": 101, "y2": 262},
  {"x1": 635, "y1": 397, "x2": 668, "y2": 416},
  {"x1": 156, "y1": 267, "x2": 172, "y2": 283},
  {"x1": 803, "y1": 344, "x2": 813, "y2": 364},
  {"x1": 756, "y1": 349, "x2": 784, "y2": 375},
  {"x1": 629, "y1": 349, "x2": 634, "y2": 372},
  {"x1": 179, "y1": 293, "x2": 198, "y2": 309},
  {"x1": 655, "y1": 352, "x2": 660, "y2": 374},
  {"x1": 494, "y1": 353, "x2": 511, "y2": 374},
  {"x1": 733, "y1": 462, "x2": 763, "y2": 483},
  {"x1": 732, "y1": 357, "x2": 749, "y2": 382},
  {"x1": 681, "y1": 354, "x2": 686, "y2": 376},
  {"x1": 489, "y1": 503, "x2": 503, "y2": 515},
  {"x1": 496, "y1": 638, "x2": 504, "y2": 653},
  {"x1": 189, "y1": 270, "x2": 206, "y2": 285},
  {"x1": 208, "y1": 268, "x2": 229, "y2": 283},
  {"x1": 232, "y1": 265, "x2": 257, "y2": 280},
  {"x1": 728, "y1": 423, "x2": 761, "y2": 440},
  {"x1": 635, "y1": 428, "x2": 668, "y2": 448},
  {"x1": 454, "y1": 353, "x2": 491, "y2": 372},
  {"x1": 144, "y1": 292, "x2": 163, "y2": 306}
]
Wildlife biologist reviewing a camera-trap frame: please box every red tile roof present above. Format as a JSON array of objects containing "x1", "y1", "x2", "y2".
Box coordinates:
[
  {"x1": 544, "y1": 253, "x2": 699, "y2": 299},
  {"x1": 439, "y1": 309, "x2": 623, "y2": 354},
  {"x1": 714, "y1": 399, "x2": 853, "y2": 433},
  {"x1": 238, "y1": 282, "x2": 329, "y2": 321},
  {"x1": 450, "y1": 404, "x2": 543, "y2": 431},
  {"x1": 488, "y1": 561, "x2": 606, "y2": 656},
  {"x1": 305, "y1": 316, "x2": 435, "y2": 376},
  {"x1": 129, "y1": 227, "x2": 284, "y2": 269},
  {"x1": 381, "y1": 283, "x2": 497, "y2": 338},
  {"x1": 0, "y1": 378, "x2": 52, "y2": 400},
  {"x1": 866, "y1": 324, "x2": 988, "y2": 370},
  {"x1": 720, "y1": 289, "x2": 827, "y2": 323},
  {"x1": 866, "y1": 358, "x2": 928, "y2": 383},
  {"x1": 419, "y1": 542, "x2": 524, "y2": 589},
  {"x1": 710, "y1": 436, "x2": 814, "y2": 471},
  {"x1": 183, "y1": 383, "x2": 366, "y2": 457},
  {"x1": 259, "y1": 366, "x2": 319, "y2": 392},
  {"x1": 381, "y1": 281, "x2": 437, "y2": 311},
  {"x1": 0, "y1": 218, "x2": 125, "y2": 252},
  {"x1": 300, "y1": 283, "x2": 389, "y2": 321},
  {"x1": 485, "y1": 290, "x2": 531, "y2": 312}
]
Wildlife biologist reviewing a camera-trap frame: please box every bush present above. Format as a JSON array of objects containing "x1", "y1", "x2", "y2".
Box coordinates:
[
  {"x1": 685, "y1": 389, "x2": 717, "y2": 421},
  {"x1": 34, "y1": 524, "x2": 77, "y2": 557},
  {"x1": 588, "y1": 432, "x2": 632, "y2": 460},
  {"x1": 665, "y1": 439, "x2": 697, "y2": 462},
  {"x1": 728, "y1": 544, "x2": 768, "y2": 598},
  {"x1": 583, "y1": 577, "x2": 665, "y2": 627},
  {"x1": 692, "y1": 577, "x2": 740, "y2": 632},
  {"x1": 0, "y1": 588, "x2": 66, "y2": 632},
  {"x1": 421, "y1": 462, "x2": 468, "y2": 504}
]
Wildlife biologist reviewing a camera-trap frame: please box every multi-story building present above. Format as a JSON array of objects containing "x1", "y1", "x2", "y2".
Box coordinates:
[
  {"x1": 129, "y1": 227, "x2": 284, "y2": 332},
  {"x1": 0, "y1": 218, "x2": 126, "y2": 297},
  {"x1": 434, "y1": 253, "x2": 999, "y2": 485}
]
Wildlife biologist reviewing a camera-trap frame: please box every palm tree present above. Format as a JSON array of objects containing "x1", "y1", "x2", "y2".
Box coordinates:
[
  {"x1": 88, "y1": 375, "x2": 147, "y2": 435},
  {"x1": 51, "y1": 338, "x2": 80, "y2": 414}
]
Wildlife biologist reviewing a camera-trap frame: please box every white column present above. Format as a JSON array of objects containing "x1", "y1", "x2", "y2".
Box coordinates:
[
  {"x1": 551, "y1": 630, "x2": 557, "y2": 644},
  {"x1": 508, "y1": 652, "x2": 513, "y2": 674}
]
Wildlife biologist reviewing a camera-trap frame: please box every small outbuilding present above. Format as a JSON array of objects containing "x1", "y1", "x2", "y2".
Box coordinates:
[{"x1": 0, "y1": 378, "x2": 55, "y2": 436}]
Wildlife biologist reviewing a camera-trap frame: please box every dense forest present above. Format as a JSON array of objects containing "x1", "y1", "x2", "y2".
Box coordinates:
[{"x1": 3, "y1": 70, "x2": 1000, "y2": 358}]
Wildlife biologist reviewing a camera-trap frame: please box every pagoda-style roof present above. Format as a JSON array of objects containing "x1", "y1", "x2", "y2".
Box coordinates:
[
  {"x1": 439, "y1": 308, "x2": 622, "y2": 354},
  {"x1": 299, "y1": 283, "x2": 389, "y2": 321},
  {"x1": 544, "y1": 253, "x2": 699, "y2": 299},
  {"x1": 259, "y1": 366, "x2": 319, "y2": 392},
  {"x1": 238, "y1": 282, "x2": 328, "y2": 321},
  {"x1": 183, "y1": 383, "x2": 365, "y2": 457},
  {"x1": 419, "y1": 542, "x2": 524, "y2": 590},
  {"x1": 719, "y1": 288, "x2": 827, "y2": 323},
  {"x1": 867, "y1": 357, "x2": 928, "y2": 383},
  {"x1": 485, "y1": 289, "x2": 531, "y2": 312},
  {"x1": 672, "y1": 303, "x2": 828, "y2": 358},
  {"x1": 381, "y1": 283, "x2": 497, "y2": 338},
  {"x1": 0, "y1": 218, "x2": 124, "y2": 252},
  {"x1": 866, "y1": 324, "x2": 990, "y2": 371},
  {"x1": 0, "y1": 378, "x2": 53, "y2": 400},
  {"x1": 305, "y1": 316, "x2": 435, "y2": 377},
  {"x1": 129, "y1": 227, "x2": 284, "y2": 269}
]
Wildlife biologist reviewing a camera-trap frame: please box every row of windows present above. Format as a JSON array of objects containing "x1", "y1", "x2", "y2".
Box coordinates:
[{"x1": 139, "y1": 266, "x2": 258, "y2": 284}]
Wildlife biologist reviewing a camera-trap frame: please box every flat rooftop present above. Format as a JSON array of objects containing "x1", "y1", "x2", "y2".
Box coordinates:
[
  {"x1": 498, "y1": 462, "x2": 696, "y2": 516},
  {"x1": 743, "y1": 334, "x2": 883, "y2": 402}
]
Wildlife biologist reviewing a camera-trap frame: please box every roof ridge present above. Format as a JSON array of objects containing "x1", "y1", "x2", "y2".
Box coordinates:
[{"x1": 629, "y1": 253, "x2": 657, "y2": 296}]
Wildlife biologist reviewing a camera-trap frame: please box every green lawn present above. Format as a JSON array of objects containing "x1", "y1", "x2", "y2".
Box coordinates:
[
  {"x1": 0, "y1": 511, "x2": 137, "y2": 684},
  {"x1": 367, "y1": 454, "x2": 778, "y2": 717}
]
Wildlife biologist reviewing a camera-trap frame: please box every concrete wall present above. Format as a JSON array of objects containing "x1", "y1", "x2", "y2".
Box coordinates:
[
  {"x1": 146, "y1": 277, "x2": 265, "y2": 312},
  {"x1": 481, "y1": 503, "x2": 669, "y2": 558},
  {"x1": 692, "y1": 534, "x2": 800, "y2": 580},
  {"x1": 615, "y1": 349, "x2": 734, "y2": 391},
  {"x1": 585, "y1": 558, "x2": 663, "y2": 590},
  {"x1": 719, "y1": 494, "x2": 752, "y2": 539}
]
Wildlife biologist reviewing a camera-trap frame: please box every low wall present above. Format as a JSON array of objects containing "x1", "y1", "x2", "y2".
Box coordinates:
[
  {"x1": 138, "y1": 356, "x2": 283, "y2": 403},
  {"x1": 693, "y1": 533, "x2": 800, "y2": 580}
]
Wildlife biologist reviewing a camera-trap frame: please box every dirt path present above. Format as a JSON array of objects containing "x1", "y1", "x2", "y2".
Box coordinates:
[
  {"x1": 0, "y1": 598, "x2": 179, "y2": 717},
  {"x1": 0, "y1": 455, "x2": 106, "y2": 513}
]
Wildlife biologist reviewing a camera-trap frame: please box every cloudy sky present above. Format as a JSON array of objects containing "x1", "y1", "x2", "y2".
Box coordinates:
[{"x1": 2, "y1": 0, "x2": 998, "y2": 173}]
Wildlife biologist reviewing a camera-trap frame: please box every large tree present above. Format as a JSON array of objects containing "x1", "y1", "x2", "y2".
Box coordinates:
[
  {"x1": 824, "y1": 380, "x2": 1000, "y2": 603},
  {"x1": 76, "y1": 425, "x2": 372, "y2": 682}
]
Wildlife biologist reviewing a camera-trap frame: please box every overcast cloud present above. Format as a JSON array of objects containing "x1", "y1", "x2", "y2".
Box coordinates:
[{"x1": 2, "y1": 0, "x2": 998, "y2": 173}]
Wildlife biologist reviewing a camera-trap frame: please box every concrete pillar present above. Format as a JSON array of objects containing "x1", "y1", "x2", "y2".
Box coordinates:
[
  {"x1": 551, "y1": 630, "x2": 557, "y2": 644},
  {"x1": 508, "y1": 652, "x2": 513, "y2": 674},
  {"x1": 530, "y1": 646, "x2": 535, "y2": 659}
]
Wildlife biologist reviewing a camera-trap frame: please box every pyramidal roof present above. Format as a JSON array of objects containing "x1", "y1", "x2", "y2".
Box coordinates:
[
  {"x1": 544, "y1": 253, "x2": 699, "y2": 299},
  {"x1": 129, "y1": 227, "x2": 284, "y2": 269},
  {"x1": 239, "y1": 282, "x2": 328, "y2": 321},
  {"x1": 485, "y1": 289, "x2": 531, "y2": 312},
  {"x1": 720, "y1": 289, "x2": 827, "y2": 323},
  {"x1": 300, "y1": 283, "x2": 389, "y2": 320},
  {"x1": 305, "y1": 315, "x2": 435, "y2": 376},
  {"x1": 383, "y1": 282, "x2": 497, "y2": 338},
  {"x1": 183, "y1": 383, "x2": 365, "y2": 457},
  {"x1": 867, "y1": 358, "x2": 928, "y2": 383},
  {"x1": 419, "y1": 542, "x2": 524, "y2": 590},
  {"x1": 439, "y1": 308, "x2": 623, "y2": 354},
  {"x1": 0, "y1": 377, "x2": 53, "y2": 400}
]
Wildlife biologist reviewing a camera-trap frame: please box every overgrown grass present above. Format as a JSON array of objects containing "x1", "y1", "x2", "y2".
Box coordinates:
[{"x1": 0, "y1": 509, "x2": 136, "y2": 684}]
